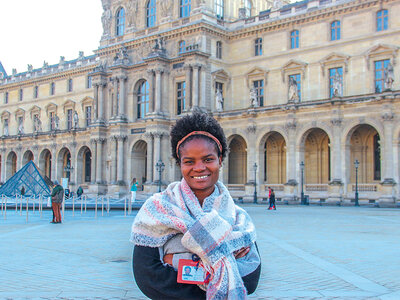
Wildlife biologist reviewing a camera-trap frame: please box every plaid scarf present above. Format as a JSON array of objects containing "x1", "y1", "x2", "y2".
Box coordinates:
[{"x1": 131, "y1": 179, "x2": 257, "y2": 299}]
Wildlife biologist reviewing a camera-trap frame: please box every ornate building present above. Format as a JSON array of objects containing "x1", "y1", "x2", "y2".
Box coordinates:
[{"x1": 1, "y1": 0, "x2": 400, "y2": 206}]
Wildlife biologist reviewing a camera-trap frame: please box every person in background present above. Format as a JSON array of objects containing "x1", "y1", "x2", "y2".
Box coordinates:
[
  {"x1": 130, "y1": 178, "x2": 138, "y2": 204},
  {"x1": 268, "y1": 188, "x2": 276, "y2": 210},
  {"x1": 51, "y1": 180, "x2": 64, "y2": 223},
  {"x1": 76, "y1": 186, "x2": 83, "y2": 198},
  {"x1": 20, "y1": 186, "x2": 25, "y2": 196}
]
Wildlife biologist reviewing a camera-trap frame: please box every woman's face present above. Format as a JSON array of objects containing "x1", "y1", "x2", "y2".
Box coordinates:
[{"x1": 179, "y1": 137, "x2": 222, "y2": 202}]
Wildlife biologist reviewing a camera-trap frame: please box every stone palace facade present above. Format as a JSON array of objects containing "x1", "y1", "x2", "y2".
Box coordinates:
[{"x1": 1, "y1": 0, "x2": 400, "y2": 206}]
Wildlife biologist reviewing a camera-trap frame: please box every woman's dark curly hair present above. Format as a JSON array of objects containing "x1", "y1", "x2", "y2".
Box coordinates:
[{"x1": 170, "y1": 112, "x2": 228, "y2": 165}]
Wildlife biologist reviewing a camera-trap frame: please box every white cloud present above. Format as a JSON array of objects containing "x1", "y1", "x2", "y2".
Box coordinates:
[{"x1": 0, "y1": 0, "x2": 103, "y2": 75}]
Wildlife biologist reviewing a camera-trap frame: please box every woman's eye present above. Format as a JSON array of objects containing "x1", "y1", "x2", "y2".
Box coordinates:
[{"x1": 205, "y1": 158, "x2": 214, "y2": 162}]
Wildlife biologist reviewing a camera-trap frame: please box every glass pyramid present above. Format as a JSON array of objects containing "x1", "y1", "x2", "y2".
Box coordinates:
[{"x1": 0, "y1": 161, "x2": 52, "y2": 197}]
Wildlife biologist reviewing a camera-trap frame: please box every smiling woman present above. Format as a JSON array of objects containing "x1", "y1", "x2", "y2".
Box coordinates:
[{"x1": 131, "y1": 111, "x2": 261, "y2": 299}]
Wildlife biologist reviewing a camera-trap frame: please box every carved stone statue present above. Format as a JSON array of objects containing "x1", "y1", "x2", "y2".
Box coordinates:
[
  {"x1": 101, "y1": 2, "x2": 112, "y2": 36},
  {"x1": 332, "y1": 72, "x2": 343, "y2": 98},
  {"x1": 34, "y1": 115, "x2": 42, "y2": 133},
  {"x1": 54, "y1": 115, "x2": 60, "y2": 131},
  {"x1": 250, "y1": 87, "x2": 258, "y2": 108},
  {"x1": 161, "y1": 0, "x2": 172, "y2": 17},
  {"x1": 18, "y1": 119, "x2": 24, "y2": 135},
  {"x1": 27, "y1": 64, "x2": 33, "y2": 72},
  {"x1": 73, "y1": 111, "x2": 79, "y2": 129},
  {"x1": 126, "y1": 0, "x2": 138, "y2": 27},
  {"x1": 215, "y1": 89, "x2": 224, "y2": 112},
  {"x1": 3, "y1": 121, "x2": 8, "y2": 136},
  {"x1": 384, "y1": 62, "x2": 394, "y2": 91},
  {"x1": 288, "y1": 77, "x2": 299, "y2": 102}
]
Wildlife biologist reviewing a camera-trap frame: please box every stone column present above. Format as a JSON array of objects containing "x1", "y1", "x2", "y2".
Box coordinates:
[
  {"x1": 145, "y1": 133, "x2": 154, "y2": 183},
  {"x1": 192, "y1": 64, "x2": 200, "y2": 107},
  {"x1": 185, "y1": 65, "x2": 192, "y2": 108},
  {"x1": 110, "y1": 136, "x2": 117, "y2": 184},
  {"x1": 50, "y1": 144, "x2": 57, "y2": 182},
  {"x1": 98, "y1": 83, "x2": 106, "y2": 122},
  {"x1": 283, "y1": 120, "x2": 298, "y2": 202},
  {"x1": 200, "y1": 64, "x2": 206, "y2": 108},
  {"x1": 155, "y1": 69, "x2": 163, "y2": 114},
  {"x1": 0, "y1": 149, "x2": 6, "y2": 183},
  {"x1": 96, "y1": 138, "x2": 105, "y2": 184},
  {"x1": 90, "y1": 139, "x2": 97, "y2": 184},
  {"x1": 112, "y1": 77, "x2": 119, "y2": 118},
  {"x1": 16, "y1": 145, "x2": 23, "y2": 171},
  {"x1": 119, "y1": 75, "x2": 127, "y2": 119},
  {"x1": 147, "y1": 70, "x2": 155, "y2": 114},
  {"x1": 69, "y1": 142, "x2": 77, "y2": 186},
  {"x1": 331, "y1": 118, "x2": 343, "y2": 183},
  {"x1": 117, "y1": 135, "x2": 127, "y2": 184},
  {"x1": 153, "y1": 132, "x2": 162, "y2": 182},
  {"x1": 94, "y1": 83, "x2": 99, "y2": 120},
  {"x1": 382, "y1": 112, "x2": 395, "y2": 183}
]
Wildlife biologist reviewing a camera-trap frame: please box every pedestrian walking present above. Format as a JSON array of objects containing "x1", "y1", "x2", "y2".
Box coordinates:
[
  {"x1": 50, "y1": 180, "x2": 64, "y2": 223},
  {"x1": 76, "y1": 186, "x2": 83, "y2": 198},
  {"x1": 130, "y1": 178, "x2": 138, "y2": 204},
  {"x1": 20, "y1": 186, "x2": 25, "y2": 196},
  {"x1": 131, "y1": 111, "x2": 261, "y2": 299},
  {"x1": 267, "y1": 186, "x2": 271, "y2": 204},
  {"x1": 268, "y1": 188, "x2": 276, "y2": 210}
]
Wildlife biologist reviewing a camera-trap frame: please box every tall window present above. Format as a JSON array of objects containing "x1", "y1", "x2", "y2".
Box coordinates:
[
  {"x1": 377, "y1": 9, "x2": 388, "y2": 31},
  {"x1": 19, "y1": 89, "x2": 23, "y2": 101},
  {"x1": 34, "y1": 86, "x2": 39, "y2": 98},
  {"x1": 375, "y1": 59, "x2": 390, "y2": 93},
  {"x1": 116, "y1": 7, "x2": 125, "y2": 36},
  {"x1": 179, "y1": 40, "x2": 186, "y2": 54},
  {"x1": 84, "y1": 150, "x2": 91, "y2": 182},
  {"x1": 68, "y1": 78, "x2": 73, "y2": 92},
  {"x1": 87, "y1": 76, "x2": 92, "y2": 89},
  {"x1": 290, "y1": 30, "x2": 299, "y2": 49},
  {"x1": 215, "y1": 0, "x2": 224, "y2": 20},
  {"x1": 244, "y1": 0, "x2": 252, "y2": 17},
  {"x1": 85, "y1": 106, "x2": 92, "y2": 127},
  {"x1": 4, "y1": 92, "x2": 8, "y2": 104},
  {"x1": 137, "y1": 81, "x2": 149, "y2": 119},
  {"x1": 331, "y1": 20, "x2": 340, "y2": 41},
  {"x1": 50, "y1": 112, "x2": 55, "y2": 130},
  {"x1": 374, "y1": 134, "x2": 381, "y2": 180},
  {"x1": 67, "y1": 109, "x2": 73, "y2": 130},
  {"x1": 253, "y1": 80, "x2": 264, "y2": 107},
  {"x1": 50, "y1": 82, "x2": 55, "y2": 95},
  {"x1": 216, "y1": 41, "x2": 222, "y2": 59},
  {"x1": 289, "y1": 74, "x2": 301, "y2": 101},
  {"x1": 329, "y1": 67, "x2": 343, "y2": 98},
  {"x1": 255, "y1": 38, "x2": 262, "y2": 56},
  {"x1": 177, "y1": 82, "x2": 186, "y2": 115},
  {"x1": 147, "y1": 0, "x2": 156, "y2": 27},
  {"x1": 180, "y1": 0, "x2": 191, "y2": 18}
]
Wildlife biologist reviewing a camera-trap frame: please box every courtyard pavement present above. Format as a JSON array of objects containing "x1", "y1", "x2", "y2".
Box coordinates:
[{"x1": 1, "y1": 204, "x2": 400, "y2": 299}]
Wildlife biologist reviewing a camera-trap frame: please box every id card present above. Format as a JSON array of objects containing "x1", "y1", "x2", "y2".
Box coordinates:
[{"x1": 177, "y1": 259, "x2": 207, "y2": 284}]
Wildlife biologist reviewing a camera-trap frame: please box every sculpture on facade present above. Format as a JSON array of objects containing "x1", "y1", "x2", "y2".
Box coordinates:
[
  {"x1": 73, "y1": 111, "x2": 79, "y2": 129},
  {"x1": 384, "y1": 62, "x2": 394, "y2": 91},
  {"x1": 27, "y1": 64, "x2": 33, "y2": 72},
  {"x1": 101, "y1": 1, "x2": 112, "y2": 36},
  {"x1": 3, "y1": 121, "x2": 8, "y2": 136},
  {"x1": 250, "y1": 87, "x2": 258, "y2": 107},
  {"x1": 127, "y1": 0, "x2": 138, "y2": 27},
  {"x1": 161, "y1": 0, "x2": 172, "y2": 17},
  {"x1": 34, "y1": 115, "x2": 42, "y2": 133},
  {"x1": 54, "y1": 115, "x2": 60, "y2": 131},
  {"x1": 18, "y1": 119, "x2": 24, "y2": 135},
  {"x1": 288, "y1": 77, "x2": 299, "y2": 102},
  {"x1": 332, "y1": 72, "x2": 343, "y2": 98},
  {"x1": 215, "y1": 89, "x2": 224, "y2": 112}
]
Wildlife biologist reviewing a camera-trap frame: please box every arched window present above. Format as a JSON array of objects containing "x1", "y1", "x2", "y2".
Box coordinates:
[
  {"x1": 215, "y1": 0, "x2": 224, "y2": 20},
  {"x1": 290, "y1": 30, "x2": 299, "y2": 49},
  {"x1": 84, "y1": 149, "x2": 91, "y2": 182},
  {"x1": 331, "y1": 20, "x2": 340, "y2": 41},
  {"x1": 137, "y1": 81, "x2": 149, "y2": 119},
  {"x1": 178, "y1": 40, "x2": 186, "y2": 54},
  {"x1": 116, "y1": 7, "x2": 125, "y2": 36},
  {"x1": 180, "y1": 0, "x2": 191, "y2": 18},
  {"x1": 146, "y1": 0, "x2": 156, "y2": 27},
  {"x1": 244, "y1": 0, "x2": 252, "y2": 17}
]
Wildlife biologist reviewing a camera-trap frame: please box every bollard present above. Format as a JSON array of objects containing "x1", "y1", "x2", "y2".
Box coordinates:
[
  {"x1": 26, "y1": 197, "x2": 29, "y2": 222},
  {"x1": 95, "y1": 196, "x2": 98, "y2": 218},
  {"x1": 72, "y1": 195, "x2": 75, "y2": 217},
  {"x1": 4, "y1": 197, "x2": 7, "y2": 220},
  {"x1": 20, "y1": 195, "x2": 23, "y2": 215},
  {"x1": 107, "y1": 196, "x2": 110, "y2": 214},
  {"x1": 101, "y1": 196, "x2": 104, "y2": 217},
  {"x1": 15, "y1": 195, "x2": 18, "y2": 212},
  {"x1": 62, "y1": 194, "x2": 65, "y2": 222},
  {"x1": 32, "y1": 197, "x2": 35, "y2": 214},
  {"x1": 80, "y1": 195, "x2": 83, "y2": 214},
  {"x1": 1, "y1": 194, "x2": 3, "y2": 215},
  {"x1": 85, "y1": 195, "x2": 87, "y2": 213},
  {"x1": 39, "y1": 195, "x2": 42, "y2": 218},
  {"x1": 124, "y1": 196, "x2": 127, "y2": 217}
]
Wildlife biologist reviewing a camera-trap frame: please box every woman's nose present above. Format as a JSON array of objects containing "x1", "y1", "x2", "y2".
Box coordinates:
[{"x1": 193, "y1": 161, "x2": 206, "y2": 171}]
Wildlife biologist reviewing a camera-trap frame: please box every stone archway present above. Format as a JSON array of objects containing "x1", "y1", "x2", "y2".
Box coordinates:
[
  {"x1": 77, "y1": 146, "x2": 92, "y2": 184},
  {"x1": 228, "y1": 135, "x2": 247, "y2": 184},
  {"x1": 39, "y1": 149, "x2": 52, "y2": 179},
  {"x1": 57, "y1": 147, "x2": 72, "y2": 182},
  {"x1": 304, "y1": 128, "x2": 330, "y2": 184},
  {"x1": 6, "y1": 151, "x2": 17, "y2": 180},
  {"x1": 131, "y1": 140, "x2": 147, "y2": 188},
  {"x1": 264, "y1": 132, "x2": 286, "y2": 184},
  {"x1": 22, "y1": 150, "x2": 34, "y2": 166}
]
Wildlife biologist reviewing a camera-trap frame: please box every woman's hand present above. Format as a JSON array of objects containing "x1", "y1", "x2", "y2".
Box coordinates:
[
  {"x1": 163, "y1": 253, "x2": 173, "y2": 266},
  {"x1": 234, "y1": 247, "x2": 250, "y2": 259}
]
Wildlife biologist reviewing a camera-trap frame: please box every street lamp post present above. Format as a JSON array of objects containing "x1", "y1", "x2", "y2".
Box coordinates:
[
  {"x1": 354, "y1": 159, "x2": 359, "y2": 206},
  {"x1": 155, "y1": 159, "x2": 165, "y2": 192},
  {"x1": 300, "y1": 161, "x2": 305, "y2": 205},
  {"x1": 253, "y1": 163, "x2": 258, "y2": 204}
]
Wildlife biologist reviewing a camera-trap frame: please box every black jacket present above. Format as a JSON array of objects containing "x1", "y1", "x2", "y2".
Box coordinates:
[{"x1": 132, "y1": 245, "x2": 261, "y2": 300}]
